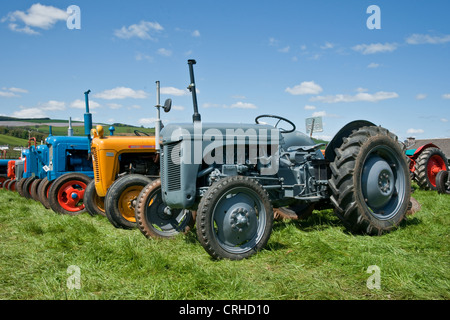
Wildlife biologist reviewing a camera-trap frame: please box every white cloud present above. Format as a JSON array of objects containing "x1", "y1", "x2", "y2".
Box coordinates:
[
  {"x1": 135, "y1": 52, "x2": 154, "y2": 62},
  {"x1": 268, "y1": 37, "x2": 279, "y2": 46},
  {"x1": 352, "y1": 42, "x2": 398, "y2": 54},
  {"x1": 312, "y1": 111, "x2": 339, "y2": 118},
  {"x1": 93, "y1": 87, "x2": 148, "y2": 100},
  {"x1": 229, "y1": 102, "x2": 257, "y2": 109},
  {"x1": 310, "y1": 91, "x2": 399, "y2": 103},
  {"x1": 320, "y1": 42, "x2": 334, "y2": 49},
  {"x1": 70, "y1": 99, "x2": 101, "y2": 109},
  {"x1": 407, "y1": 128, "x2": 424, "y2": 134},
  {"x1": 138, "y1": 117, "x2": 158, "y2": 125},
  {"x1": 40, "y1": 100, "x2": 66, "y2": 111},
  {"x1": 441, "y1": 118, "x2": 448, "y2": 123},
  {"x1": 278, "y1": 46, "x2": 290, "y2": 53},
  {"x1": 415, "y1": 94, "x2": 427, "y2": 100},
  {"x1": 304, "y1": 105, "x2": 316, "y2": 110},
  {"x1": 0, "y1": 91, "x2": 19, "y2": 98},
  {"x1": 202, "y1": 101, "x2": 257, "y2": 109},
  {"x1": 285, "y1": 81, "x2": 323, "y2": 95},
  {"x1": 0, "y1": 87, "x2": 28, "y2": 98},
  {"x1": 157, "y1": 48, "x2": 172, "y2": 57},
  {"x1": 367, "y1": 62, "x2": 380, "y2": 68},
  {"x1": 108, "y1": 103, "x2": 122, "y2": 109},
  {"x1": 114, "y1": 21, "x2": 163, "y2": 40},
  {"x1": 12, "y1": 107, "x2": 47, "y2": 118},
  {"x1": 406, "y1": 33, "x2": 450, "y2": 45},
  {"x1": 172, "y1": 105, "x2": 185, "y2": 111},
  {"x1": 442, "y1": 93, "x2": 450, "y2": 99},
  {"x1": 7, "y1": 87, "x2": 28, "y2": 93},
  {"x1": 160, "y1": 87, "x2": 189, "y2": 96},
  {"x1": 2, "y1": 3, "x2": 68, "y2": 34},
  {"x1": 192, "y1": 30, "x2": 200, "y2": 37}
]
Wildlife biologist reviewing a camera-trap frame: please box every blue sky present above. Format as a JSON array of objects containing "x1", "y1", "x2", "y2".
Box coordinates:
[{"x1": 0, "y1": 0, "x2": 449, "y2": 141}]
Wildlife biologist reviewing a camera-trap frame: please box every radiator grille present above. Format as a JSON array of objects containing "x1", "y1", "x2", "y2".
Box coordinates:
[
  {"x1": 166, "y1": 142, "x2": 181, "y2": 191},
  {"x1": 91, "y1": 146, "x2": 100, "y2": 183}
]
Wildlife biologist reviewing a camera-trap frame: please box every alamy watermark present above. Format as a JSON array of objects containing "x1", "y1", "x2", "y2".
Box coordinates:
[
  {"x1": 67, "y1": 5, "x2": 81, "y2": 30},
  {"x1": 67, "y1": 265, "x2": 81, "y2": 290},
  {"x1": 367, "y1": 5, "x2": 381, "y2": 30},
  {"x1": 169, "y1": 123, "x2": 281, "y2": 175},
  {"x1": 366, "y1": 265, "x2": 381, "y2": 290}
]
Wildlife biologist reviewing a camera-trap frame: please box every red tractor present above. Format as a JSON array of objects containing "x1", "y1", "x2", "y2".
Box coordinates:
[{"x1": 406, "y1": 143, "x2": 449, "y2": 190}]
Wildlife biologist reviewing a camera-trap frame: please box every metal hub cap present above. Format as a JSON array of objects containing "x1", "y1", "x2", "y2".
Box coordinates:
[
  {"x1": 230, "y1": 208, "x2": 251, "y2": 232},
  {"x1": 378, "y1": 170, "x2": 392, "y2": 194},
  {"x1": 362, "y1": 155, "x2": 395, "y2": 209}
]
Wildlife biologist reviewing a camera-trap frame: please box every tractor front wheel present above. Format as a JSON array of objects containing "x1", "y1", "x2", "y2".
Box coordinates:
[
  {"x1": 135, "y1": 179, "x2": 193, "y2": 239},
  {"x1": 48, "y1": 173, "x2": 91, "y2": 215},
  {"x1": 84, "y1": 179, "x2": 106, "y2": 217},
  {"x1": 329, "y1": 126, "x2": 411, "y2": 235},
  {"x1": 436, "y1": 170, "x2": 450, "y2": 194},
  {"x1": 104, "y1": 174, "x2": 152, "y2": 229},
  {"x1": 196, "y1": 175, "x2": 274, "y2": 260}
]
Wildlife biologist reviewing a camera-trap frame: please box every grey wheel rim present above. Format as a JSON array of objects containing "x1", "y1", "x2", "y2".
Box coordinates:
[
  {"x1": 361, "y1": 145, "x2": 406, "y2": 220},
  {"x1": 145, "y1": 190, "x2": 190, "y2": 236},
  {"x1": 212, "y1": 186, "x2": 267, "y2": 254}
]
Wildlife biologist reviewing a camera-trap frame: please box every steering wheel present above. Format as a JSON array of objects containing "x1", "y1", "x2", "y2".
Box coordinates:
[
  {"x1": 134, "y1": 130, "x2": 149, "y2": 136},
  {"x1": 255, "y1": 115, "x2": 296, "y2": 133}
]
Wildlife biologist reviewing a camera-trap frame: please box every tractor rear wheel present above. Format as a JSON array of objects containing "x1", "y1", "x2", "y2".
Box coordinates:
[
  {"x1": 84, "y1": 179, "x2": 106, "y2": 217},
  {"x1": 329, "y1": 126, "x2": 411, "y2": 235},
  {"x1": 22, "y1": 177, "x2": 35, "y2": 199},
  {"x1": 135, "y1": 179, "x2": 193, "y2": 239},
  {"x1": 104, "y1": 174, "x2": 152, "y2": 229},
  {"x1": 3, "y1": 179, "x2": 11, "y2": 190},
  {"x1": 196, "y1": 175, "x2": 273, "y2": 260},
  {"x1": 30, "y1": 178, "x2": 42, "y2": 201},
  {"x1": 7, "y1": 179, "x2": 17, "y2": 192},
  {"x1": 414, "y1": 148, "x2": 448, "y2": 190},
  {"x1": 16, "y1": 178, "x2": 26, "y2": 197},
  {"x1": 436, "y1": 170, "x2": 450, "y2": 194},
  {"x1": 48, "y1": 173, "x2": 91, "y2": 215},
  {"x1": 37, "y1": 177, "x2": 52, "y2": 209}
]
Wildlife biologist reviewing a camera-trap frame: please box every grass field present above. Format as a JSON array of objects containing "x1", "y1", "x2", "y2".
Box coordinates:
[{"x1": 0, "y1": 183, "x2": 448, "y2": 301}]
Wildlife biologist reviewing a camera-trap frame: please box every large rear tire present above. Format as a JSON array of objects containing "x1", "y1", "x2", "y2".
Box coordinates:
[
  {"x1": 329, "y1": 126, "x2": 411, "y2": 235},
  {"x1": 196, "y1": 175, "x2": 273, "y2": 260},
  {"x1": 414, "y1": 148, "x2": 448, "y2": 190},
  {"x1": 30, "y1": 178, "x2": 42, "y2": 201},
  {"x1": 48, "y1": 173, "x2": 91, "y2": 215},
  {"x1": 135, "y1": 179, "x2": 193, "y2": 239},
  {"x1": 84, "y1": 179, "x2": 106, "y2": 217},
  {"x1": 436, "y1": 170, "x2": 450, "y2": 194},
  {"x1": 22, "y1": 177, "x2": 35, "y2": 199},
  {"x1": 37, "y1": 177, "x2": 52, "y2": 209},
  {"x1": 104, "y1": 174, "x2": 152, "y2": 229}
]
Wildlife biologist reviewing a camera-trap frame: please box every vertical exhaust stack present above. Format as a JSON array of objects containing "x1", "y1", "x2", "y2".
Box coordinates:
[
  {"x1": 84, "y1": 90, "x2": 93, "y2": 139},
  {"x1": 187, "y1": 59, "x2": 201, "y2": 123},
  {"x1": 68, "y1": 117, "x2": 74, "y2": 137},
  {"x1": 154, "y1": 81, "x2": 172, "y2": 153},
  {"x1": 155, "y1": 81, "x2": 162, "y2": 153}
]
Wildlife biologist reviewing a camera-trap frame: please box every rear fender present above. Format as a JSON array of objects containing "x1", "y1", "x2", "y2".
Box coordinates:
[{"x1": 324, "y1": 120, "x2": 376, "y2": 162}]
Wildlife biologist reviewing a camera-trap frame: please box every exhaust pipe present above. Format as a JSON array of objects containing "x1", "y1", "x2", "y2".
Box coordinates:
[
  {"x1": 187, "y1": 59, "x2": 201, "y2": 123},
  {"x1": 155, "y1": 81, "x2": 162, "y2": 153},
  {"x1": 84, "y1": 90, "x2": 92, "y2": 138}
]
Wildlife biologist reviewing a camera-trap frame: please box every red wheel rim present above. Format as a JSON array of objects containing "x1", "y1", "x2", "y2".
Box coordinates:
[
  {"x1": 427, "y1": 155, "x2": 447, "y2": 187},
  {"x1": 57, "y1": 180, "x2": 87, "y2": 212}
]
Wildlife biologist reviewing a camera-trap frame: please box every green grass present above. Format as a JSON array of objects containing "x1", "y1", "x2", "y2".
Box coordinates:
[
  {"x1": 0, "y1": 134, "x2": 29, "y2": 147},
  {"x1": 0, "y1": 184, "x2": 448, "y2": 300}
]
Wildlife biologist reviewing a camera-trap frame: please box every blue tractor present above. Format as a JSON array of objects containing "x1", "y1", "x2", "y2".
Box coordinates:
[{"x1": 33, "y1": 90, "x2": 95, "y2": 215}]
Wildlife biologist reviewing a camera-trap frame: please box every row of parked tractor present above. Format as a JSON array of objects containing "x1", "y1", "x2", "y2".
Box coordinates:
[{"x1": 1, "y1": 60, "x2": 449, "y2": 260}]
